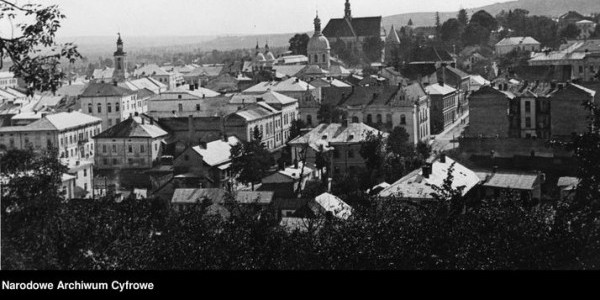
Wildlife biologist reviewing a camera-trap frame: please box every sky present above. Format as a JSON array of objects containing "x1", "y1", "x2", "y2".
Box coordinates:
[{"x1": 40, "y1": 0, "x2": 515, "y2": 37}]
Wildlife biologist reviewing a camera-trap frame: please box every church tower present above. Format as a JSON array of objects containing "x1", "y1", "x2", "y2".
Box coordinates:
[
  {"x1": 344, "y1": 0, "x2": 352, "y2": 20},
  {"x1": 307, "y1": 12, "x2": 331, "y2": 70},
  {"x1": 112, "y1": 33, "x2": 128, "y2": 83}
]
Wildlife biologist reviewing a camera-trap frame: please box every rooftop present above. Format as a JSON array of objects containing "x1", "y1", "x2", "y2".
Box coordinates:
[
  {"x1": 190, "y1": 136, "x2": 240, "y2": 167},
  {"x1": 496, "y1": 36, "x2": 541, "y2": 47},
  {"x1": 171, "y1": 188, "x2": 229, "y2": 204},
  {"x1": 94, "y1": 117, "x2": 168, "y2": 139},
  {"x1": 289, "y1": 122, "x2": 386, "y2": 148},
  {"x1": 243, "y1": 77, "x2": 314, "y2": 94},
  {"x1": 475, "y1": 170, "x2": 540, "y2": 191},
  {"x1": 81, "y1": 82, "x2": 135, "y2": 98}
]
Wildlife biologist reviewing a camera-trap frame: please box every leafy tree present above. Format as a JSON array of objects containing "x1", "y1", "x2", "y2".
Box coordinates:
[
  {"x1": 469, "y1": 10, "x2": 498, "y2": 32},
  {"x1": 0, "y1": 1, "x2": 81, "y2": 95},
  {"x1": 440, "y1": 18, "x2": 463, "y2": 44},
  {"x1": 359, "y1": 131, "x2": 386, "y2": 187},
  {"x1": 289, "y1": 33, "x2": 310, "y2": 56},
  {"x1": 457, "y1": 9, "x2": 469, "y2": 26},
  {"x1": 435, "y1": 12, "x2": 441, "y2": 36},
  {"x1": 416, "y1": 141, "x2": 432, "y2": 160},
  {"x1": 463, "y1": 23, "x2": 491, "y2": 46},
  {"x1": 559, "y1": 23, "x2": 581, "y2": 40},
  {"x1": 317, "y1": 103, "x2": 345, "y2": 124},
  {"x1": 288, "y1": 119, "x2": 307, "y2": 142},
  {"x1": 386, "y1": 126, "x2": 413, "y2": 157},
  {"x1": 230, "y1": 127, "x2": 274, "y2": 190},
  {"x1": 362, "y1": 36, "x2": 384, "y2": 63}
]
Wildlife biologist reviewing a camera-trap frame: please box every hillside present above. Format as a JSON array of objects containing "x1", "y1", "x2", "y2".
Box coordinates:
[{"x1": 383, "y1": 0, "x2": 600, "y2": 28}]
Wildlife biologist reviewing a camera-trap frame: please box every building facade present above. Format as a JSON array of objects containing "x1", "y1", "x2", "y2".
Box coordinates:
[{"x1": 80, "y1": 83, "x2": 143, "y2": 130}]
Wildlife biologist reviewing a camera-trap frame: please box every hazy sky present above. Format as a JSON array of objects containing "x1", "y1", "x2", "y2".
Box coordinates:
[{"x1": 44, "y1": 0, "x2": 515, "y2": 37}]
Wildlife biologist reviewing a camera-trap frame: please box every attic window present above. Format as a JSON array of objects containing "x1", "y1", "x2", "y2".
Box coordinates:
[
  {"x1": 348, "y1": 134, "x2": 354, "y2": 141},
  {"x1": 322, "y1": 135, "x2": 328, "y2": 140}
]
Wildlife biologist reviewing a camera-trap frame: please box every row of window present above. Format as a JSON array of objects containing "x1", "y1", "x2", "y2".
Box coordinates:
[
  {"x1": 101, "y1": 143, "x2": 157, "y2": 154},
  {"x1": 87, "y1": 99, "x2": 142, "y2": 114}
]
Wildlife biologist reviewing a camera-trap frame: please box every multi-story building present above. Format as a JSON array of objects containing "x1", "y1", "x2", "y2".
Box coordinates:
[
  {"x1": 93, "y1": 116, "x2": 168, "y2": 170},
  {"x1": 80, "y1": 82, "x2": 142, "y2": 130},
  {"x1": 288, "y1": 122, "x2": 386, "y2": 176},
  {"x1": 224, "y1": 102, "x2": 287, "y2": 151},
  {"x1": 436, "y1": 66, "x2": 471, "y2": 119},
  {"x1": 426, "y1": 82, "x2": 458, "y2": 134},
  {"x1": 529, "y1": 39, "x2": 600, "y2": 82},
  {"x1": 133, "y1": 64, "x2": 179, "y2": 90},
  {"x1": 0, "y1": 72, "x2": 18, "y2": 89},
  {"x1": 242, "y1": 77, "x2": 317, "y2": 128},
  {"x1": 230, "y1": 90, "x2": 299, "y2": 143},
  {"x1": 321, "y1": 83, "x2": 431, "y2": 145},
  {"x1": 146, "y1": 86, "x2": 228, "y2": 119}
]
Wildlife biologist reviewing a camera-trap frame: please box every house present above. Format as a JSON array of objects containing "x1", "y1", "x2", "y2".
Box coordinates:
[
  {"x1": 119, "y1": 77, "x2": 167, "y2": 95},
  {"x1": 63, "y1": 159, "x2": 95, "y2": 199},
  {"x1": 146, "y1": 86, "x2": 231, "y2": 119},
  {"x1": 0, "y1": 72, "x2": 18, "y2": 89},
  {"x1": 288, "y1": 122, "x2": 386, "y2": 177},
  {"x1": 93, "y1": 116, "x2": 168, "y2": 170},
  {"x1": 409, "y1": 47, "x2": 455, "y2": 69},
  {"x1": 425, "y1": 82, "x2": 458, "y2": 134},
  {"x1": 61, "y1": 173, "x2": 77, "y2": 200},
  {"x1": 172, "y1": 136, "x2": 240, "y2": 189},
  {"x1": 495, "y1": 37, "x2": 541, "y2": 55},
  {"x1": 468, "y1": 75, "x2": 490, "y2": 92},
  {"x1": 260, "y1": 162, "x2": 319, "y2": 199},
  {"x1": 475, "y1": 169, "x2": 544, "y2": 202},
  {"x1": 294, "y1": 192, "x2": 353, "y2": 220},
  {"x1": 133, "y1": 64, "x2": 179, "y2": 90},
  {"x1": 378, "y1": 155, "x2": 480, "y2": 201},
  {"x1": 170, "y1": 188, "x2": 231, "y2": 214},
  {"x1": 557, "y1": 177, "x2": 579, "y2": 200}
]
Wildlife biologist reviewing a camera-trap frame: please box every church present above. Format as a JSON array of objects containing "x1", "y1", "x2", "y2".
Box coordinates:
[{"x1": 322, "y1": 0, "x2": 386, "y2": 59}]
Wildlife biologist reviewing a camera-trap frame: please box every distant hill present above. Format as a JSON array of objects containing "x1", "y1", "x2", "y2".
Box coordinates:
[
  {"x1": 60, "y1": 33, "x2": 300, "y2": 58},
  {"x1": 383, "y1": 0, "x2": 600, "y2": 28}
]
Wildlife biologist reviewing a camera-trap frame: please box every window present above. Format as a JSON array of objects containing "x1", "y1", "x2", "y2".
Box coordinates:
[
  {"x1": 386, "y1": 114, "x2": 393, "y2": 125},
  {"x1": 140, "y1": 145, "x2": 145, "y2": 153},
  {"x1": 112, "y1": 158, "x2": 118, "y2": 165},
  {"x1": 83, "y1": 169, "x2": 87, "y2": 177},
  {"x1": 348, "y1": 150, "x2": 354, "y2": 158},
  {"x1": 306, "y1": 115, "x2": 312, "y2": 126},
  {"x1": 526, "y1": 117, "x2": 532, "y2": 128},
  {"x1": 128, "y1": 145, "x2": 133, "y2": 153},
  {"x1": 103, "y1": 158, "x2": 108, "y2": 165},
  {"x1": 88, "y1": 103, "x2": 92, "y2": 113},
  {"x1": 333, "y1": 149, "x2": 340, "y2": 159},
  {"x1": 108, "y1": 119, "x2": 113, "y2": 127},
  {"x1": 322, "y1": 54, "x2": 326, "y2": 63},
  {"x1": 84, "y1": 183, "x2": 88, "y2": 191},
  {"x1": 579, "y1": 66, "x2": 584, "y2": 74},
  {"x1": 196, "y1": 104, "x2": 201, "y2": 111},
  {"x1": 525, "y1": 101, "x2": 531, "y2": 113},
  {"x1": 352, "y1": 116, "x2": 359, "y2": 123},
  {"x1": 178, "y1": 103, "x2": 183, "y2": 112},
  {"x1": 103, "y1": 145, "x2": 107, "y2": 153},
  {"x1": 367, "y1": 114, "x2": 373, "y2": 124},
  {"x1": 97, "y1": 103, "x2": 102, "y2": 113},
  {"x1": 112, "y1": 145, "x2": 117, "y2": 153},
  {"x1": 116, "y1": 102, "x2": 120, "y2": 112},
  {"x1": 314, "y1": 54, "x2": 318, "y2": 63},
  {"x1": 107, "y1": 103, "x2": 112, "y2": 113}
]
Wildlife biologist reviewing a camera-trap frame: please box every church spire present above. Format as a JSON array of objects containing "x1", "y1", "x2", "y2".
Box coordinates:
[
  {"x1": 314, "y1": 11, "x2": 322, "y2": 34},
  {"x1": 344, "y1": 0, "x2": 352, "y2": 20}
]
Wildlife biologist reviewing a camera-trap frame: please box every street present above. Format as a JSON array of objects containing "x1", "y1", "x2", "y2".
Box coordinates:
[{"x1": 431, "y1": 115, "x2": 469, "y2": 154}]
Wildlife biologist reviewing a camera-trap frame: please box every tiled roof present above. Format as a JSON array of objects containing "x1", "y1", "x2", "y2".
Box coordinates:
[
  {"x1": 133, "y1": 64, "x2": 171, "y2": 77},
  {"x1": 191, "y1": 136, "x2": 239, "y2": 167},
  {"x1": 230, "y1": 90, "x2": 298, "y2": 106},
  {"x1": 262, "y1": 163, "x2": 314, "y2": 184},
  {"x1": 81, "y1": 83, "x2": 135, "y2": 97},
  {"x1": 232, "y1": 102, "x2": 278, "y2": 121},
  {"x1": 289, "y1": 122, "x2": 386, "y2": 147},
  {"x1": 120, "y1": 77, "x2": 167, "y2": 92},
  {"x1": 475, "y1": 170, "x2": 540, "y2": 191},
  {"x1": 171, "y1": 86, "x2": 220, "y2": 98},
  {"x1": 426, "y1": 83, "x2": 457, "y2": 95},
  {"x1": 379, "y1": 156, "x2": 480, "y2": 199},
  {"x1": 496, "y1": 37, "x2": 540, "y2": 46},
  {"x1": 94, "y1": 117, "x2": 168, "y2": 139},
  {"x1": 243, "y1": 77, "x2": 314, "y2": 93},
  {"x1": 171, "y1": 188, "x2": 229, "y2": 204},
  {"x1": 323, "y1": 16, "x2": 382, "y2": 38},
  {"x1": 235, "y1": 191, "x2": 275, "y2": 205},
  {"x1": 34, "y1": 96, "x2": 64, "y2": 110}
]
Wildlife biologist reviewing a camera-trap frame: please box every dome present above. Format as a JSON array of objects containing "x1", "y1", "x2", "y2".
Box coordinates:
[
  {"x1": 307, "y1": 34, "x2": 330, "y2": 52},
  {"x1": 255, "y1": 52, "x2": 266, "y2": 62},
  {"x1": 265, "y1": 51, "x2": 276, "y2": 61}
]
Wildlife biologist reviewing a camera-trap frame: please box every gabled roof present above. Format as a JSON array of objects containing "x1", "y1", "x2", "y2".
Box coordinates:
[
  {"x1": 81, "y1": 83, "x2": 135, "y2": 97},
  {"x1": 323, "y1": 16, "x2": 382, "y2": 38},
  {"x1": 230, "y1": 90, "x2": 298, "y2": 106},
  {"x1": 496, "y1": 36, "x2": 540, "y2": 47},
  {"x1": 94, "y1": 117, "x2": 168, "y2": 139},
  {"x1": 243, "y1": 77, "x2": 315, "y2": 94},
  {"x1": 262, "y1": 163, "x2": 315, "y2": 184},
  {"x1": 190, "y1": 136, "x2": 240, "y2": 167},
  {"x1": 133, "y1": 64, "x2": 171, "y2": 77},
  {"x1": 313, "y1": 193, "x2": 353, "y2": 220},
  {"x1": 379, "y1": 156, "x2": 480, "y2": 199},
  {"x1": 425, "y1": 83, "x2": 457, "y2": 95},
  {"x1": 0, "y1": 111, "x2": 101, "y2": 132},
  {"x1": 386, "y1": 25, "x2": 401, "y2": 44},
  {"x1": 231, "y1": 102, "x2": 279, "y2": 122},
  {"x1": 56, "y1": 84, "x2": 88, "y2": 97},
  {"x1": 171, "y1": 86, "x2": 220, "y2": 98},
  {"x1": 235, "y1": 191, "x2": 275, "y2": 205},
  {"x1": 171, "y1": 188, "x2": 229, "y2": 204}
]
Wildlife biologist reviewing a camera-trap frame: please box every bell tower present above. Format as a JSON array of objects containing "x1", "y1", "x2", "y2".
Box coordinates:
[
  {"x1": 112, "y1": 33, "x2": 128, "y2": 83},
  {"x1": 344, "y1": 0, "x2": 352, "y2": 20}
]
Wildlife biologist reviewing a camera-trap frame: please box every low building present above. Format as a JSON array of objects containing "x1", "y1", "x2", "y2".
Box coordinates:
[
  {"x1": 146, "y1": 87, "x2": 231, "y2": 119},
  {"x1": 576, "y1": 20, "x2": 597, "y2": 40},
  {"x1": 93, "y1": 116, "x2": 168, "y2": 170},
  {"x1": 288, "y1": 122, "x2": 386, "y2": 177},
  {"x1": 294, "y1": 192, "x2": 353, "y2": 220},
  {"x1": 64, "y1": 159, "x2": 95, "y2": 199},
  {"x1": 495, "y1": 37, "x2": 541, "y2": 55},
  {"x1": 171, "y1": 188, "x2": 231, "y2": 214},
  {"x1": 61, "y1": 173, "x2": 77, "y2": 200},
  {"x1": 378, "y1": 155, "x2": 481, "y2": 201},
  {"x1": 475, "y1": 169, "x2": 544, "y2": 202},
  {"x1": 172, "y1": 136, "x2": 240, "y2": 189},
  {"x1": 0, "y1": 72, "x2": 18, "y2": 89},
  {"x1": 529, "y1": 39, "x2": 600, "y2": 82},
  {"x1": 260, "y1": 162, "x2": 319, "y2": 199},
  {"x1": 557, "y1": 177, "x2": 579, "y2": 200}
]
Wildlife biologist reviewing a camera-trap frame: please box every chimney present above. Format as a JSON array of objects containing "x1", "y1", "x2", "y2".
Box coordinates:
[
  {"x1": 189, "y1": 84, "x2": 195, "y2": 91},
  {"x1": 188, "y1": 115, "x2": 194, "y2": 144},
  {"x1": 195, "y1": 83, "x2": 199, "y2": 89},
  {"x1": 198, "y1": 140, "x2": 207, "y2": 149},
  {"x1": 327, "y1": 177, "x2": 333, "y2": 193},
  {"x1": 422, "y1": 163, "x2": 432, "y2": 179},
  {"x1": 439, "y1": 153, "x2": 446, "y2": 163}
]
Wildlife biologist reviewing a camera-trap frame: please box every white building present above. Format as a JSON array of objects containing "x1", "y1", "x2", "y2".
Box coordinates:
[
  {"x1": 80, "y1": 82, "x2": 143, "y2": 130},
  {"x1": 495, "y1": 37, "x2": 541, "y2": 55}
]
